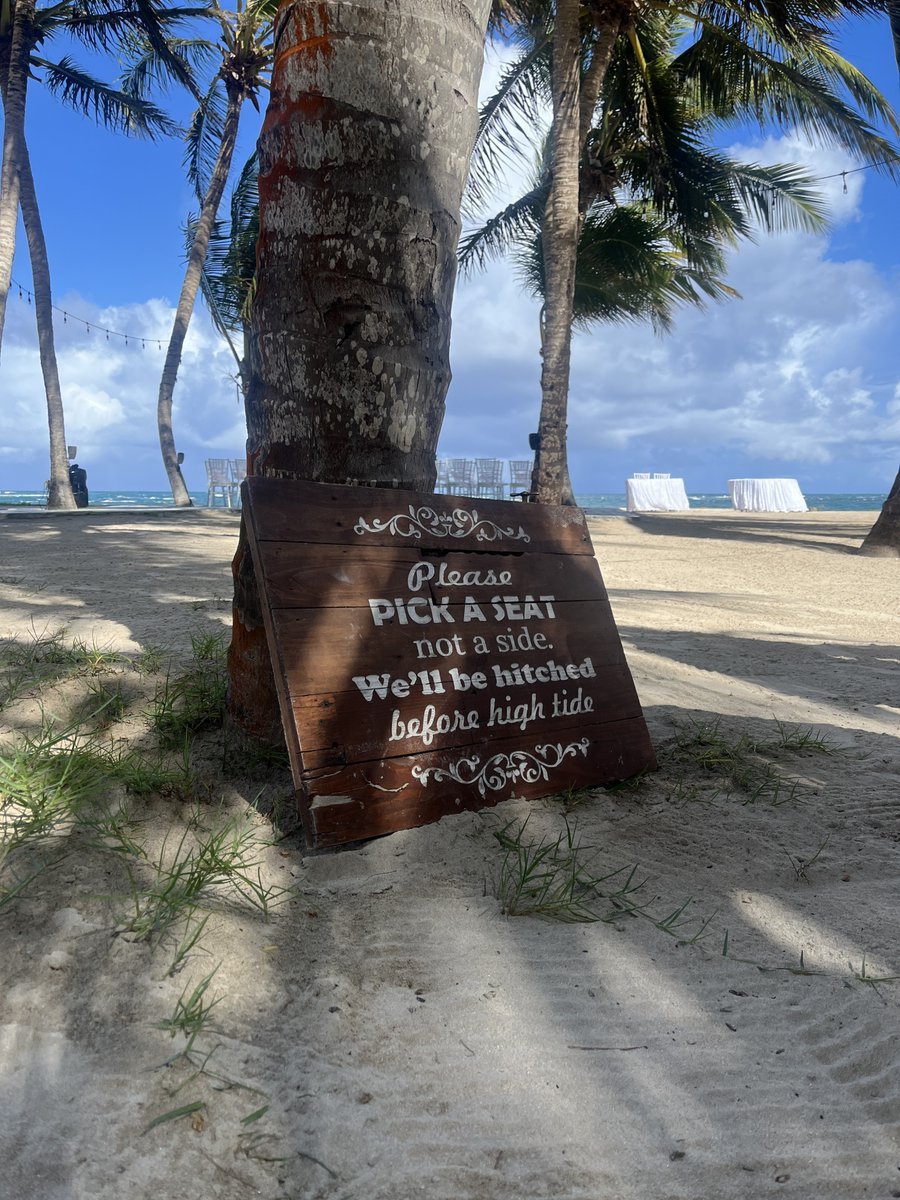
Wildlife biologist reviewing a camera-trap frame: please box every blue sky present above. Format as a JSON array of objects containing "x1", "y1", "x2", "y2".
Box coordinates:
[{"x1": 1, "y1": 11, "x2": 899, "y2": 497}]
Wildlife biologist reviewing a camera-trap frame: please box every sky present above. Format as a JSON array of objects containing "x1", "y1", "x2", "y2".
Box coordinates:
[{"x1": 1, "y1": 10, "x2": 899, "y2": 498}]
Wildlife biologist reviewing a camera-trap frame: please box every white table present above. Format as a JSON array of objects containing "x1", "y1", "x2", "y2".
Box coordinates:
[
  {"x1": 728, "y1": 478, "x2": 807, "y2": 512},
  {"x1": 625, "y1": 477, "x2": 690, "y2": 512}
]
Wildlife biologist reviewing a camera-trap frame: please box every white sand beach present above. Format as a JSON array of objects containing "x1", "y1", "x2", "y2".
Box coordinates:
[{"x1": 1, "y1": 506, "x2": 898, "y2": 1200}]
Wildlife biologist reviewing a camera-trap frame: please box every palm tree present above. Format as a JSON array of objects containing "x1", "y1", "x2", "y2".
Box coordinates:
[
  {"x1": 464, "y1": 27, "x2": 838, "y2": 501},
  {"x1": 480, "y1": 0, "x2": 900, "y2": 504},
  {"x1": 858, "y1": 2, "x2": 900, "y2": 556},
  {"x1": 227, "y1": 0, "x2": 494, "y2": 741},
  {"x1": 0, "y1": 0, "x2": 197, "y2": 506},
  {"x1": 126, "y1": 0, "x2": 274, "y2": 506}
]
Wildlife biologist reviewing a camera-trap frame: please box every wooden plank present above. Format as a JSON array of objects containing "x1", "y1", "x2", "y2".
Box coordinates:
[
  {"x1": 244, "y1": 476, "x2": 595, "y2": 555},
  {"x1": 242, "y1": 477, "x2": 657, "y2": 849},
  {"x1": 270, "y1": 600, "x2": 627, "y2": 698},
  {"x1": 300, "y1": 718, "x2": 656, "y2": 848},
  {"x1": 253, "y1": 542, "x2": 608, "y2": 609},
  {"x1": 294, "y1": 662, "x2": 642, "y2": 767}
]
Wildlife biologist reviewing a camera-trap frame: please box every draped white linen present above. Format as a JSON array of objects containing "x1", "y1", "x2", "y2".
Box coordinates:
[
  {"x1": 728, "y1": 479, "x2": 808, "y2": 512},
  {"x1": 625, "y1": 478, "x2": 690, "y2": 512}
]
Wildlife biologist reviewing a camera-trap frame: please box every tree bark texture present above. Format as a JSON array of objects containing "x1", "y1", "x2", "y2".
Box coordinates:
[
  {"x1": 0, "y1": 0, "x2": 32, "y2": 362},
  {"x1": 858, "y1": 467, "x2": 900, "y2": 557},
  {"x1": 532, "y1": 0, "x2": 582, "y2": 505},
  {"x1": 157, "y1": 82, "x2": 245, "y2": 507},
  {"x1": 17, "y1": 140, "x2": 76, "y2": 508},
  {"x1": 230, "y1": 0, "x2": 491, "y2": 745},
  {"x1": 246, "y1": 0, "x2": 491, "y2": 489}
]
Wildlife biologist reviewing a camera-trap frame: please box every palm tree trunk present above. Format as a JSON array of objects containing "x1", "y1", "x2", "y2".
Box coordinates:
[
  {"x1": 245, "y1": 0, "x2": 491, "y2": 487},
  {"x1": 228, "y1": 0, "x2": 491, "y2": 742},
  {"x1": 532, "y1": 0, "x2": 582, "y2": 505},
  {"x1": 157, "y1": 81, "x2": 243, "y2": 507},
  {"x1": 17, "y1": 138, "x2": 75, "y2": 508},
  {"x1": 0, "y1": 0, "x2": 33, "y2": 360},
  {"x1": 857, "y1": 468, "x2": 900, "y2": 557}
]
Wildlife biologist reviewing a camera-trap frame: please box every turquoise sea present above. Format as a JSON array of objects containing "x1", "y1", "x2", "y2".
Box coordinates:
[{"x1": 0, "y1": 489, "x2": 888, "y2": 512}]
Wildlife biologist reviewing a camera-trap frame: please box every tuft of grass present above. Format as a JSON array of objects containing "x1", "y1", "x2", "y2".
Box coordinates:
[
  {"x1": 82, "y1": 679, "x2": 130, "y2": 727},
  {"x1": 495, "y1": 819, "x2": 602, "y2": 921},
  {"x1": 494, "y1": 819, "x2": 648, "y2": 924},
  {"x1": 0, "y1": 716, "x2": 113, "y2": 907},
  {"x1": 667, "y1": 718, "x2": 834, "y2": 806},
  {"x1": 121, "y1": 813, "x2": 287, "y2": 944},
  {"x1": 134, "y1": 644, "x2": 165, "y2": 676},
  {"x1": 157, "y1": 965, "x2": 222, "y2": 1051},
  {"x1": 149, "y1": 634, "x2": 227, "y2": 748}
]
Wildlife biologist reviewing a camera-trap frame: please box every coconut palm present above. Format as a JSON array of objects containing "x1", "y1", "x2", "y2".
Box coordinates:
[
  {"x1": 479, "y1": 0, "x2": 900, "y2": 503},
  {"x1": 227, "y1": 0, "x2": 493, "y2": 740},
  {"x1": 0, "y1": 0, "x2": 200, "y2": 506},
  {"x1": 125, "y1": 0, "x2": 274, "y2": 506}
]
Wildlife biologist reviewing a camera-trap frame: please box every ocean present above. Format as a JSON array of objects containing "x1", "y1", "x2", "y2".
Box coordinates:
[{"x1": 0, "y1": 489, "x2": 888, "y2": 512}]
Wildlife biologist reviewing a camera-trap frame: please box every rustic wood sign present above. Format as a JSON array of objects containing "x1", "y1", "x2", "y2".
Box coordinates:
[{"x1": 243, "y1": 477, "x2": 656, "y2": 848}]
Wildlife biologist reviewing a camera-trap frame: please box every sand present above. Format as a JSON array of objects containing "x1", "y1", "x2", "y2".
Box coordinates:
[{"x1": 1, "y1": 505, "x2": 898, "y2": 1200}]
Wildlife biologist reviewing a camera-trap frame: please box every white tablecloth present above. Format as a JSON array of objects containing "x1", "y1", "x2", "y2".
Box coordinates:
[
  {"x1": 625, "y1": 478, "x2": 690, "y2": 512},
  {"x1": 728, "y1": 478, "x2": 807, "y2": 512}
]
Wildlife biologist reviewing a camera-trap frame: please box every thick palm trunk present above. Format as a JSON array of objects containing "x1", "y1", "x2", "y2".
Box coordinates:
[
  {"x1": 229, "y1": 0, "x2": 491, "y2": 742},
  {"x1": 858, "y1": 469, "x2": 900, "y2": 556},
  {"x1": 244, "y1": 0, "x2": 490, "y2": 486},
  {"x1": 157, "y1": 83, "x2": 243, "y2": 507},
  {"x1": 0, "y1": 0, "x2": 32, "y2": 360},
  {"x1": 532, "y1": 0, "x2": 582, "y2": 505},
  {"x1": 17, "y1": 139, "x2": 75, "y2": 508}
]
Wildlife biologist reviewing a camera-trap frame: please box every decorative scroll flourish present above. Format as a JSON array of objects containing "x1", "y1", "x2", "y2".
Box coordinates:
[
  {"x1": 354, "y1": 505, "x2": 531, "y2": 544},
  {"x1": 411, "y1": 739, "x2": 590, "y2": 799}
]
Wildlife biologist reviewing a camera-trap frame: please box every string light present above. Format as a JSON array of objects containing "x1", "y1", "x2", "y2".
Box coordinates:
[
  {"x1": 10, "y1": 276, "x2": 165, "y2": 351},
  {"x1": 11, "y1": 153, "x2": 895, "y2": 342}
]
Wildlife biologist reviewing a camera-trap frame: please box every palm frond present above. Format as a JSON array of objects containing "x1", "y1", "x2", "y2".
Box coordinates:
[
  {"x1": 36, "y1": 56, "x2": 180, "y2": 137},
  {"x1": 184, "y1": 74, "x2": 227, "y2": 201},
  {"x1": 465, "y1": 34, "x2": 551, "y2": 215},
  {"x1": 514, "y1": 203, "x2": 735, "y2": 335},
  {"x1": 458, "y1": 185, "x2": 545, "y2": 273},
  {"x1": 724, "y1": 160, "x2": 827, "y2": 234},
  {"x1": 119, "y1": 36, "x2": 217, "y2": 98}
]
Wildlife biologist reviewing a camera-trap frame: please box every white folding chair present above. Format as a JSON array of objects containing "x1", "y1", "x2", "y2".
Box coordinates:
[
  {"x1": 446, "y1": 458, "x2": 475, "y2": 496},
  {"x1": 206, "y1": 458, "x2": 233, "y2": 507},
  {"x1": 508, "y1": 459, "x2": 533, "y2": 498},
  {"x1": 230, "y1": 457, "x2": 247, "y2": 507},
  {"x1": 474, "y1": 457, "x2": 504, "y2": 499},
  {"x1": 435, "y1": 459, "x2": 451, "y2": 493}
]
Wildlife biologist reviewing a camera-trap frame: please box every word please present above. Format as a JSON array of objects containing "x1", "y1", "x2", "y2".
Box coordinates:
[{"x1": 368, "y1": 594, "x2": 556, "y2": 626}]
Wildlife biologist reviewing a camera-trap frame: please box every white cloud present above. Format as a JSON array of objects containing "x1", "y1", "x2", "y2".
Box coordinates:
[
  {"x1": 447, "y1": 131, "x2": 899, "y2": 492},
  {"x1": 0, "y1": 294, "x2": 242, "y2": 491}
]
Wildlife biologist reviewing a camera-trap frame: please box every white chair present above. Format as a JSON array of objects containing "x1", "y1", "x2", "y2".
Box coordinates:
[
  {"x1": 230, "y1": 457, "x2": 247, "y2": 507},
  {"x1": 435, "y1": 459, "x2": 450, "y2": 493},
  {"x1": 446, "y1": 458, "x2": 475, "y2": 496},
  {"x1": 508, "y1": 459, "x2": 533, "y2": 498},
  {"x1": 205, "y1": 458, "x2": 233, "y2": 507},
  {"x1": 474, "y1": 457, "x2": 504, "y2": 500}
]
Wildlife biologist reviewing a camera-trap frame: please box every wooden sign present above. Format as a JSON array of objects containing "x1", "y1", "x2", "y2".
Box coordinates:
[{"x1": 243, "y1": 477, "x2": 656, "y2": 848}]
